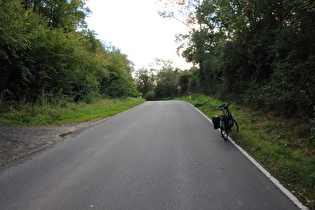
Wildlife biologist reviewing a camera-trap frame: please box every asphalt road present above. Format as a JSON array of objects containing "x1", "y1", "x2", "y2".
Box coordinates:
[{"x1": 0, "y1": 101, "x2": 300, "y2": 209}]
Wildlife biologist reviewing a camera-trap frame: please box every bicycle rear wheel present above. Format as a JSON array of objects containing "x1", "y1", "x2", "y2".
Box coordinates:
[{"x1": 220, "y1": 119, "x2": 229, "y2": 140}]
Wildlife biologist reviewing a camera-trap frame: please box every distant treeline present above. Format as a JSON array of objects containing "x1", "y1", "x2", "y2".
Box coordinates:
[
  {"x1": 153, "y1": 0, "x2": 314, "y2": 118},
  {"x1": 0, "y1": 0, "x2": 138, "y2": 105}
]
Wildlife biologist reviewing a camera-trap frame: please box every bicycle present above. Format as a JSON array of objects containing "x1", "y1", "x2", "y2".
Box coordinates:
[{"x1": 212, "y1": 102, "x2": 239, "y2": 140}]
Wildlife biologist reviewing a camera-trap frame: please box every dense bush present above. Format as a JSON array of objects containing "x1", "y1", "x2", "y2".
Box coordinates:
[{"x1": 0, "y1": 0, "x2": 138, "y2": 106}]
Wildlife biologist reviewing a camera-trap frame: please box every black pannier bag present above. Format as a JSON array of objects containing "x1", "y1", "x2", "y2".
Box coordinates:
[
  {"x1": 223, "y1": 115, "x2": 233, "y2": 130},
  {"x1": 212, "y1": 116, "x2": 221, "y2": 129}
]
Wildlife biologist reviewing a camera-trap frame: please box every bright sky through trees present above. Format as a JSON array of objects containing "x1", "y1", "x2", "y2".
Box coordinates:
[{"x1": 85, "y1": 0, "x2": 193, "y2": 70}]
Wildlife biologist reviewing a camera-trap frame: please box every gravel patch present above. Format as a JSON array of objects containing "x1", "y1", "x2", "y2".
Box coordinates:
[{"x1": 0, "y1": 122, "x2": 93, "y2": 166}]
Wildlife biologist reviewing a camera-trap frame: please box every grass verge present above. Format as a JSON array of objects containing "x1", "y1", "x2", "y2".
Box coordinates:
[
  {"x1": 177, "y1": 94, "x2": 315, "y2": 208},
  {"x1": 0, "y1": 97, "x2": 145, "y2": 126}
]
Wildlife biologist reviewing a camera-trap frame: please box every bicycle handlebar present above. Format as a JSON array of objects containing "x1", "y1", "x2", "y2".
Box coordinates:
[
  {"x1": 218, "y1": 102, "x2": 233, "y2": 111},
  {"x1": 218, "y1": 104, "x2": 225, "y2": 111}
]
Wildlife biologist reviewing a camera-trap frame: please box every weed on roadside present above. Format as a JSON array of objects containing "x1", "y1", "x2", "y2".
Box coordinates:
[
  {"x1": 177, "y1": 94, "x2": 315, "y2": 208},
  {"x1": 0, "y1": 98, "x2": 145, "y2": 126}
]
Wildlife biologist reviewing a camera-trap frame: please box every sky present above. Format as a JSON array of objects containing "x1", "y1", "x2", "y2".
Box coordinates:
[{"x1": 85, "y1": 0, "x2": 194, "y2": 70}]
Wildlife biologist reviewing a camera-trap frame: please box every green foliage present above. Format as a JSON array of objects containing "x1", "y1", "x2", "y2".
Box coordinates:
[
  {"x1": 135, "y1": 68, "x2": 150, "y2": 97},
  {"x1": 21, "y1": 0, "x2": 89, "y2": 31},
  {"x1": 160, "y1": 0, "x2": 315, "y2": 118},
  {"x1": 0, "y1": 0, "x2": 139, "y2": 106},
  {"x1": 100, "y1": 47, "x2": 138, "y2": 98},
  {"x1": 0, "y1": 0, "x2": 39, "y2": 100},
  {"x1": 311, "y1": 106, "x2": 315, "y2": 142},
  {"x1": 155, "y1": 67, "x2": 179, "y2": 99},
  {"x1": 133, "y1": 63, "x2": 202, "y2": 101},
  {"x1": 178, "y1": 70, "x2": 190, "y2": 93},
  {"x1": 134, "y1": 59, "x2": 184, "y2": 100},
  {"x1": 0, "y1": 97, "x2": 145, "y2": 126}
]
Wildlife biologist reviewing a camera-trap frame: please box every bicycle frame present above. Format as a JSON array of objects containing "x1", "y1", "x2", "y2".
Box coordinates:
[{"x1": 216, "y1": 102, "x2": 239, "y2": 140}]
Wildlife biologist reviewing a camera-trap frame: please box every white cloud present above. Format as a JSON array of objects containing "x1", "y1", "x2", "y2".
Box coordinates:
[{"x1": 85, "y1": 0, "x2": 193, "y2": 70}]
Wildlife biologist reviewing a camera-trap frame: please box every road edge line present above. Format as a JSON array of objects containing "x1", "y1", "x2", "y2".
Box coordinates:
[{"x1": 188, "y1": 102, "x2": 308, "y2": 210}]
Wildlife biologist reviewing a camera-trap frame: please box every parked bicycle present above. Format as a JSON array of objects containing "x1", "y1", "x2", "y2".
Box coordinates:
[{"x1": 212, "y1": 102, "x2": 239, "y2": 140}]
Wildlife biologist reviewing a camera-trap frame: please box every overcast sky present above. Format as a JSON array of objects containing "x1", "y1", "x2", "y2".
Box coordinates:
[{"x1": 85, "y1": 0, "x2": 194, "y2": 70}]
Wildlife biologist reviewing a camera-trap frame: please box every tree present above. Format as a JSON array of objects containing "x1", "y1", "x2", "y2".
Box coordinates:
[
  {"x1": 155, "y1": 68, "x2": 178, "y2": 99},
  {"x1": 0, "y1": 0, "x2": 41, "y2": 100},
  {"x1": 135, "y1": 68, "x2": 150, "y2": 97},
  {"x1": 158, "y1": 0, "x2": 315, "y2": 117},
  {"x1": 151, "y1": 59, "x2": 178, "y2": 99},
  {"x1": 100, "y1": 48, "x2": 138, "y2": 98},
  {"x1": 21, "y1": 0, "x2": 90, "y2": 31},
  {"x1": 0, "y1": 0, "x2": 139, "y2": 104}
]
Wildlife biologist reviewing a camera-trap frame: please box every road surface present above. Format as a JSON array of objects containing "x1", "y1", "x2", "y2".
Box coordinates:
[{"x1": 0, "y1": 101, "x2": 301, "y2": 209}]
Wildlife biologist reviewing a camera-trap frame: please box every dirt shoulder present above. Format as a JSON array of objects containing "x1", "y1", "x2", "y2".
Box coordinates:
[{"x1": 0, "y1": 122, "x2": 94, "y2": 166}]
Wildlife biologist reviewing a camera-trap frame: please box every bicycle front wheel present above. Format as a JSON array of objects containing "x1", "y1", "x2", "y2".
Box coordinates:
[{"x1": 231, "y1": 119, "x2": 239, "y2": 133}]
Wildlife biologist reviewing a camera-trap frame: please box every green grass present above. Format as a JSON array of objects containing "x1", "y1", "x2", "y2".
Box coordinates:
[
  {"x1": 177, "y1": 94, "x2": 315, "y2": 208},
  {"x1": 0, "y1": 97, "x2": 145, "y2": 126},
  {"x1": 1, "y1": 94, "x2": 314, "y2": 207}
]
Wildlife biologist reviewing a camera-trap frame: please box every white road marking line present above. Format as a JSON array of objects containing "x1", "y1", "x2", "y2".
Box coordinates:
[{"x1": 188, "y1": 102, "x2": 308, "y2": 210}]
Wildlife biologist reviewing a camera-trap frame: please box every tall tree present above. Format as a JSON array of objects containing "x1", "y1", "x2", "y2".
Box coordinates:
[
  {"x1": 135, "y1": 68, "x2": 150, "y2": 97},
  {"x1": 158, "y1": 0, "x2": 315, "y2": 116},
  {"x1": 0, "y1": 0, "x2": 41, "y2": 100},
  {"x1": 0, "y1": 0, "x2": 139, "y2": 103},
  {"x1": 21, "y1": 0, "x2": 89, "y2": 31}
]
